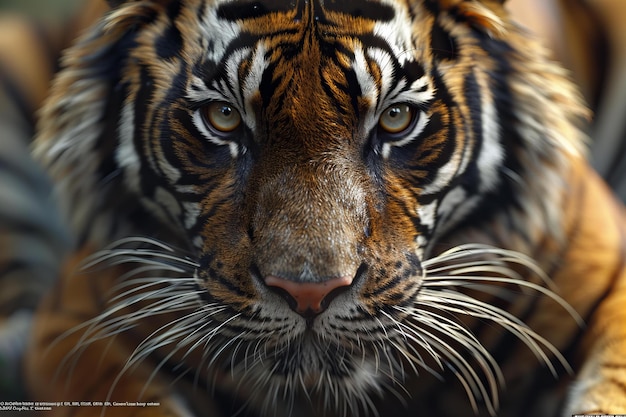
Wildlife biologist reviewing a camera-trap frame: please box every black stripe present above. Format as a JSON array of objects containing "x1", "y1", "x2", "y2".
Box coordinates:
[
  {"x1": 393, "y1": 72, "x2": 458, "y2": 188},
  {"x1": 155, "y1": 22, "x2": 183, "y2": 60},
  {"x1": 324, "y1": 0, "x2": 395, "y2": 22},
  {"x1": 156, "y1": 66, "x2": 202, "y2": 175},
  {"x1": 258, "y1": 61, "x2": 284, "y2": 110},
  {"x1": 450, "y1": 36, "x2": 523, "y2": 233},
  {"x1": 357, "y1": 32, "x2": 405, "y2": 97},
  {"x1": 431, "y1": 21, "x2": 459, "y2": 61},
  {"x1": 215, "y1": 272, "x2": 256, "y2": 299},
  {"x1": 217, "y1": 0, "x2": 295, "y2": 21},
  {"x1": 430, "y1": 69, "x2": 486, "y2": 222},
  {"x1": 135, "y1": 66, "x2": 159, "y2": 198},
  {"x1": 217, "y1": 0, "x2": 394, "y2": 23},
  {"x1": 603, "y1": 361, "x2": 626, "y2": 369},
  {"x1": 610, "y1": 376, "x2": 626, "y2": 393}
]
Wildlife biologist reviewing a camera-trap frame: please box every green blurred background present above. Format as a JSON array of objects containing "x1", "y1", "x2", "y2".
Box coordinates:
[{"x1": 0, "y1": 0, "x2": 81, "y2": 19}]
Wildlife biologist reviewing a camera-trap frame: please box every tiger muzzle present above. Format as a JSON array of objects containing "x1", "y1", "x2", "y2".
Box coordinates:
[
  {"x1": 248, "y1": 161, "x2": 371, "y2": 317},
  {"x1": 264, "y1": 274, "x2": 354, "y2": 315}
]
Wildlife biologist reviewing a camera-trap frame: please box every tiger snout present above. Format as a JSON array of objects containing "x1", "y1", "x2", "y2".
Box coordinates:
[
  {"x1": 247, "y1": 160, "x2": 373, "y2": 316},
  {"x1": 264, "y1": 273, "x2": 355, "y2": 316}
]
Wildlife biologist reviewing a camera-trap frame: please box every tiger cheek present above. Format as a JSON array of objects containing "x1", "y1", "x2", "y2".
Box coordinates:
[
  {"x1": 196, "y1": 216, "x2": 259, "y2": 310},
  {"x1": 357, "y1": 204, "x2": 425, "y2": 310}
]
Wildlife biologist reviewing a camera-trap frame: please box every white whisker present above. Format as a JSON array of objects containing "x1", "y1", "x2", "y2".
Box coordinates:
[{"x1": 381, "y1": 243, "x2": 584, "y2": 415}]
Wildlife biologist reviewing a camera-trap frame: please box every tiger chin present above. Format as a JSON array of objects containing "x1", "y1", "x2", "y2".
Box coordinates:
[{"x1": 24, "y1": 0, "x2": 625, "y2": 416}]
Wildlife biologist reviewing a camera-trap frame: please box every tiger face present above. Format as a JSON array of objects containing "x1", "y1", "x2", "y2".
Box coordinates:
[
  {"x1": 33, "y1": 0, "x2": 598, "y2": 415},
  {"x1": 112, "y1": 0, "x2": 504, "y2": 397}
]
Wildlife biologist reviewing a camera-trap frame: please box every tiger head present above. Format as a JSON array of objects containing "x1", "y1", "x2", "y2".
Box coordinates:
[{"x1": 34, "y1": 0, "x2": 587, "y2": 413}]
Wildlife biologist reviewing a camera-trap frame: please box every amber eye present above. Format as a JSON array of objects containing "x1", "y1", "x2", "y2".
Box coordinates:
[
  {"x1": 378, "y1": 104, "x2": 415, "y2": 134},
  {"x1": 202, "y1": 102, "x2": 242, "y2": 133}
]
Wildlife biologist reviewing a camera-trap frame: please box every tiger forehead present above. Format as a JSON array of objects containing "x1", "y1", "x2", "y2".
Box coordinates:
[
  {"x1": 216, "y1": 0, "x2": 396, "y2": 27},
  {"x1": 187, "y1": 0, "x2": 432, "y2": 139}
]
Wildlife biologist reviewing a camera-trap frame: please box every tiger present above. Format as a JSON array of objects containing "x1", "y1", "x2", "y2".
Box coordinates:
[{"x1": 18, "y1": 0, "x2": 626, "y2": 416}]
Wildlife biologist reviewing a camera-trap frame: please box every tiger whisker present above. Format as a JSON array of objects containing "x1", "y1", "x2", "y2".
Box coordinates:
[
  {"x1": 139, "y1": 328, "x2": 205, "y2": 398},
  {"x1": 375, "y1": 244, "x2": 584, "y2": 415},
  {"x1": 76, "y1": 292, "x2": 201, "y2": 347},
  {"x1": 108, "y1": 278, "x2": 198, "y2": 304},
  {"x1": 108, "y1": 265, "x2": 177, "y2": 282},
  {"x1": 53, "y1": 294, "x2": 196, "y2": 385},
  {"x1": 372, "y1": 316, "x2": 406, "y2": 384},
  {"x1": 108, "y1": 315, "x2": 204, "y2": 404},
  {"x1": 136, "y1": 312, "x2": 232, "y2": 400},
  {"x1": 377, "y1": 313, "x2": 424, "y2": 385},
  {"x1": 380, "y1": 310, "x2": 443, "y2": 375},
  {"x1": 110, "y1": 296, "x2": 232, "y2": 399},
  {"x1": 407, "y1": 306, "x2": 504, "y2": 388},
  {"x1": 80, "y1": 237, "x2": 198, "y2": 273},
  {"x1": 69, "y1": 300, "x2": 201, "y2": 381},
  {"x1": 423, "y1": 274, "x2": 583, "y2": 326},
  {"x1": 48, "y1": 276, "x2": 195, "y2": 353},
  {"x1": 420, "y1": 288, "x2": 571, "y2": 376},
  {"x1": 412, "y1": 320, "x2": 497, "y2": 414},
  {"x1": 54, "y1": 237, "x2": 202, "y2": 389},
  {"x1": 192, "y1": 312, "x2": 244, "y2": 370},
  {"x1": 374, "y1": 339, "x2": 403, "y2": 387},
  {"x1": 178, "y1": 306, "x2": 231, "y2": 361},
  {"x1": 403, "y1": 310, "x2": 500, "y2": 399}
]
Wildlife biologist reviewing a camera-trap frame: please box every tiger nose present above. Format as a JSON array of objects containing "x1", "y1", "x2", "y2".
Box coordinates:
[{"x1": 265, "y1": 275, "x2": 354, "y2": 316}]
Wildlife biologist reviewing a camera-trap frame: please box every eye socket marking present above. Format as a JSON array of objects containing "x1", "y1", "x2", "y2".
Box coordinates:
[
  {"x1": 376, "y1": 104, "x2": 429, "y2": 159},
  {"x1": 194, "y1": 101, "x2": 243, "y2": 158},
  {"x1": 378, "y1": 104, "x2": 416, "y2": 134},
  {"x1": 201, "y1": 101, "x2": 242, "y2": 134},
  {"x1": 196, "y1": 101, "x2": 423, "y2": 160}
]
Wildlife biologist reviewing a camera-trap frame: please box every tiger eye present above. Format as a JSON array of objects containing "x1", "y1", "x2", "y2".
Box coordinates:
[
  {"x1": 378, "y1": 104, "x2": 415, "y2": 134},
  {"x1": 202, "y1": 102, "x2": 242, "y2": 133}
]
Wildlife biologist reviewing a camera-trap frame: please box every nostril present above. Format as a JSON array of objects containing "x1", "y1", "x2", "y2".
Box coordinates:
[
  {"x1": 267, "y1": 285, "x2": 300, "y2": 313},
  {"x1": 265, "y1": 275, "x2": 354, "y2": 317}
]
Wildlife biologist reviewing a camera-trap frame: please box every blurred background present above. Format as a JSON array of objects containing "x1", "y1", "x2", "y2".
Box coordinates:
[
  {"x1": 0, "y1": 0, "x2": 81, "y2": 18},
  {"x1": 509, "y1": 0, "x2": 626, "y2": 199},
  {"x1": 0, "y1": 0, "x2": 624, "y2": 407}
]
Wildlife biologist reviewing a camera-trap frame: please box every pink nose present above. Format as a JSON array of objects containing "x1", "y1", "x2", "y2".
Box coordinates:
[{"x1": 265, "y1": 275, "x2": 354, "y2": 315}]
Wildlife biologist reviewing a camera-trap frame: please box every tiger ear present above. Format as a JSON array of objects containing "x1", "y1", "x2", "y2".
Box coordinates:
[{"x1": 436, "y1": 0, "x2": 508, "y2": 38}]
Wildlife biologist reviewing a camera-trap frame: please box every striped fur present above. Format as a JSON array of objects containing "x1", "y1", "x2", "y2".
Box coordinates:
[{"x1": 19, "y1": 0, "x2": 626, "y2": 416}]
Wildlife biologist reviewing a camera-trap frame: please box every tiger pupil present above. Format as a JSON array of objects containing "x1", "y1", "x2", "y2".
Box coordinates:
[
  {"x1": 389, "y1": 107, "x2": 401, "y2": 118},
  {"x1": 204, "y1": 101, "x2": 242, "y2": 133},
  {"x1": 379, "y1": 104, "x2": 413, "y2": 134}
]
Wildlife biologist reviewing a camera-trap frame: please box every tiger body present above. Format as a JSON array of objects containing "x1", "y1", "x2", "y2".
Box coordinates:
[{"x1": 21, "y1": 0, "x2": 626, "y2": 416}]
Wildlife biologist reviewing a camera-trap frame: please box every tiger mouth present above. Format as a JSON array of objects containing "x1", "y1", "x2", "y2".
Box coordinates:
[
  {"x1": 83, "y1": 240, "x2": 578, "y2": 416},
  {"x1": 268, "y1": 333, "x2": 358, "y2": 382},
  {"x1": 215, "y1": 329, "x2": 386, "y2": 405},
  {"x1": 202, "y1": 330, "x2": 388, "y2": 416}
]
